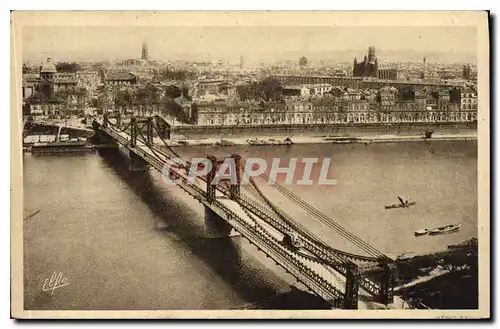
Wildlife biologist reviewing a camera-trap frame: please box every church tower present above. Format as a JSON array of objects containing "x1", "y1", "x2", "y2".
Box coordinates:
[
  {"x1": 141, "y1": 41, "x2": 149, "y2": 61},
  {"x1": 368, "y1": 46, "x2": 376, "y2": 64}
]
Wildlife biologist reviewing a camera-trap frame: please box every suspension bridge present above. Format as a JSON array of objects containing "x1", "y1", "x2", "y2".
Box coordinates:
[{"x1": 92, "y1": 111, "x2": 397, "y2": 310}]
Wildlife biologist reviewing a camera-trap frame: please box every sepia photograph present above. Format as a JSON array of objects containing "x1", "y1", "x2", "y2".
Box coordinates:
[{"x1": 10, "y1": 11, "x2": 490, "y2": 319}]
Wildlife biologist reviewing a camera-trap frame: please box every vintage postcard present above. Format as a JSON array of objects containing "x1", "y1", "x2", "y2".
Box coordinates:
[{"x1": 11, "y1": 11, "x2": 490, "y2": 319}]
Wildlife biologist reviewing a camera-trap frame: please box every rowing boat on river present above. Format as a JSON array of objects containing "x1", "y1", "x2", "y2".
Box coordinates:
[{"x1": 385, "y1": 201, "x2": 416, "y2": 209}]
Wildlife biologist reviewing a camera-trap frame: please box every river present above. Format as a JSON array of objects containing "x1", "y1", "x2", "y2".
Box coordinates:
[{"x1": 23, "y1": 139, "x2": 477, "y2": 310}]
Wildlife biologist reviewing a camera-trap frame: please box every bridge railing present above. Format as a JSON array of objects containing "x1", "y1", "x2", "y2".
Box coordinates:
[
  {"x1": 236, "y1": 193, "x2": 382, "y2": 297},
  {"x1": 213, "y1": 201, "x2": 345, "y2": 308}
]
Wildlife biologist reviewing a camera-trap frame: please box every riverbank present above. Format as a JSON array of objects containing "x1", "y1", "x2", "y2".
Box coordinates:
[
  {"x1": 162, "y1": 132, "x2": 477, "y2": 148},
  {"x1": 394, "y1": 238, "x2": 478, "y2": 309},
  {"x1": 171, "y1": 122, "x2": 476, "y2": 138}
]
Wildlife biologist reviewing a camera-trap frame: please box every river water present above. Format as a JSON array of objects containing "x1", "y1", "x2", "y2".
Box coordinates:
[{"x1": 23, "y1": 139, "x2": 477, "y2": 310}]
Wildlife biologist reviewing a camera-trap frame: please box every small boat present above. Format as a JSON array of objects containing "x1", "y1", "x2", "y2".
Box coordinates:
[
  {"x1": 424, "y1": 130, "x2": 434, "y2": 139},
  {"x1": 215, "y1": 139, "x2": 235, "y2": 146},
  {"x1": 428, "y1": 224, "x2": 462, "y2": 235},
  {"x1": 414, "y1": 228, "x2": 431, "y2": 236},
  {"x1": 247, "y1": 138, "x2": 292, "y2": 146},
  {"x1": 385, "y1": 201, "x2": 416, "y2": 209},
  {"x1": 385, "y1": 196, "x2": 416, "y2": 209},
  {"x1": 247, "y1": 138, "x2": 264, "y2": 146},
  {"x1": 324, "y1": 137, "x2": 360, "y2": 144},
  {"x1": 31, "y1": 140, "x2": 93, "y2": 155}
]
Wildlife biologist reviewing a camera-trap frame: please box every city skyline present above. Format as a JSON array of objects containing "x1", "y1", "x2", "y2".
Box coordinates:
[{"x1": 23, "y1": 26, "x2": 477, "y2": 64}]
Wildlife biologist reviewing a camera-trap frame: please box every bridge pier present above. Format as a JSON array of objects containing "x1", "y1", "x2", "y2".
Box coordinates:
[
  {"x1": 204, "y1": 207, "x2": 240, "y2": 238},
  {"x1": 343, "y1": 263, "x2": 360, "y2": 309},
  {"x1": 90, "y1": 129, "x2": 118, "y2": 147}
]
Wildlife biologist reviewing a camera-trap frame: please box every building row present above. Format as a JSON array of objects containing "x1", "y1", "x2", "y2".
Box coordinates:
[
  {"x1": 192, "y1": 103, "x2": 477, "y2": 127},
  {"x1": 273, "y1": 75, "x2": 466, "y2": 91},
  {"x1": 22, "y1": 58, "x2": 101, "y2": 99}
]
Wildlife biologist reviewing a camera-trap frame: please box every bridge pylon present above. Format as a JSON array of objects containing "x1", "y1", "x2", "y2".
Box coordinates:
[
  {"x1": 378, "y1": 262, "x2": 396, "y2": 305},
  {"x1": 128, "y1": 116, "x2": 149, "y2": 171},
  {"x1": 154, "y1": 115, "x2": 171, "y2": 140},
  {"x1": 130, "y1": 117, "x2": 137, "y2": 148},
  {"x1": 206, "y1": 155, "x2": 218, "y2": 202},
  {"x1": 102, "y1": 112, "x2": 109, "y2": 128},
  {"x1": 116, "y1": 112, "x2": 121, "y2": 128},
  {"x1": 203, "y1": 155, "x2": 241, "y2": 238},
  {"x1": 229, "y1": 154, "x2": 242, "y2": 200},
  {"x1": 343, "y1": 263, "x2": 360, "y2": 309},
  {"x1": 146, "y1": 117, "x2": 154, "y2": 146}
]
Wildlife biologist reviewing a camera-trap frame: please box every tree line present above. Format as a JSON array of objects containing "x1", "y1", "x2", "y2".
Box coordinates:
[{"x1": 236, "y1": 77, "x2": 284, "y2": 102}]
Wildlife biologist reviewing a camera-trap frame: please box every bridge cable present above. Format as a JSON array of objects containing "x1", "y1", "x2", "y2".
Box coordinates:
[
  {"x1": 234, "y1": 153, "x2": 386, "y2": 260},
  {"x1": 259, "y1": 173, "x2": 390, "y2": 260},
  {"x1": 152, "y1": 120, "x2": 181, "y2": 158},
  {"x1": 147, "y1": 127, "x2": 383, "y2": 263},
  {"x1": 244, "y1": 178, "x2": 350, "y2": 265},
  {"x1": 242, "y1": 183, "x2": 382, "y2": 264},
  {"x1": 245, "y1": 176, "x2": 386, "y2": 293},
  {"x1": 265, "y1": 179, "x2": 386, "y2": 259},
  {"x1": 247, "y1": 176, "x2": 380, "y2": 264}
]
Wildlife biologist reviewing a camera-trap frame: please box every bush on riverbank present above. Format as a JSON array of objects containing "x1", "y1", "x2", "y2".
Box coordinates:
[
  {"x1": 395, "y1": 238, "x2": 478, "y2": 309},
  {"x1": 397, "y1": 269, "x2": 478, "y2": 309}
]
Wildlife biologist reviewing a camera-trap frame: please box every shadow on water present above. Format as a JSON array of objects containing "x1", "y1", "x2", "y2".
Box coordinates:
[{"x1": 96, "y1": 148, "x2": 319, "y2": 308}]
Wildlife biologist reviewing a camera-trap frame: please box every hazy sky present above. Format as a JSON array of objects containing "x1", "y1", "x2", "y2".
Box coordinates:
[{"x1": 23, "y1": 26, "x2": 477, "y2": 63}]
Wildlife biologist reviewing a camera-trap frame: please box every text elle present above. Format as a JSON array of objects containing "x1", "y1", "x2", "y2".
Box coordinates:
[{"x1": 42, "y1": 272, "x2": 69, "y2": 295}]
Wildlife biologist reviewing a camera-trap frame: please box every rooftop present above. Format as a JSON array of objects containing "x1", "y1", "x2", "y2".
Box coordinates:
[
  {"x1": 23, "y1": 73, "x2": 40, "y2": 82},
  {"x1": 40, "y1": 58, "x2": 57, "y2": 74},
  {"x1": 106, "y1": 72, "x2": 136, "y2": 81}
]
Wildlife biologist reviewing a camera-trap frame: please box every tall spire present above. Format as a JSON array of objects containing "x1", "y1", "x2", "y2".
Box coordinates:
[{"x1": 141, "y1": 41, "x2": 149, "y2": 61}]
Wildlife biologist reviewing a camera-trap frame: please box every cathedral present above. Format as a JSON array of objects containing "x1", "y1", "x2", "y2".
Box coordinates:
[{"x1": 353, "y1": 46, "x2": 378, "y2": 78}]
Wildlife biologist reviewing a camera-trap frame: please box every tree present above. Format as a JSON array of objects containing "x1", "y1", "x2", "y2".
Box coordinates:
[
  {"x1": 37, "y1": 80, "x2": 54, "y2": 100},
  {"x1": 56, "y1": 62, "x2": 80, "y2": 73},
  {"x1": 165, "y1": 85, "x2": 182, "y2": 99},
  {"x1": 181, "y1": 85, "x2": 191, "y2": 100},
  {"x1": 22, "y1": 64, "x2": 32, "y2": 74},
  {"x1": 299, "y1": 56, "x2": 308, "y2": 67},
  {"x1": 255, "y1": 77, "x2": 283, "y2": 102},
  {"x1": 236, "y1": 84, "x2": 255, "y2": 101},
  {"x1": 156, "y1": 68, "x2": 197, "y2": 81},
  {"x1": 114, "y1": 89, "x2": 133, "y2": 107}
]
